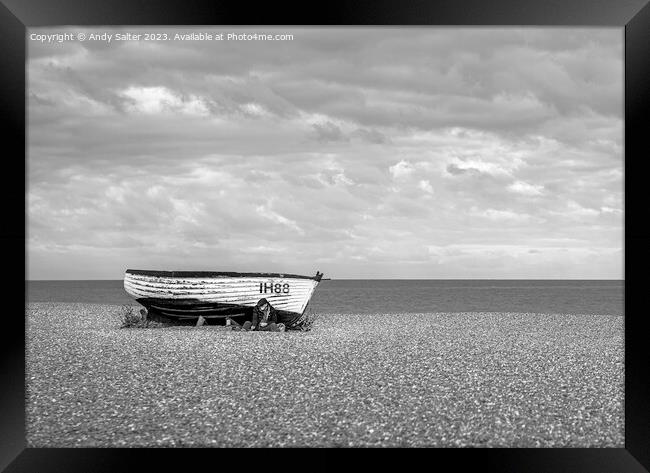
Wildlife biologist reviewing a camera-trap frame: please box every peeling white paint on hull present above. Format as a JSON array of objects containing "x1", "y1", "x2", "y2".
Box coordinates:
[{"x1": 123, "y1": 269, "x2": 323, "y2": 318}]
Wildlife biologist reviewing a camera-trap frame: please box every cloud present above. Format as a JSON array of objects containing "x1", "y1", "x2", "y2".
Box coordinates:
[
  {"x1": 389, "y1": 160, "x2": 415, "y2": 179},
  {"x1": 240, "y1": 102, "x2": 271, "y2": 117},
  {"x1": 473, "y1": 208, "x2": 535, "y2": 223},
  {"x1": 256, "y1": 201, "x2": 305, "y2": 235},
  {"x1": 418, "y1": 180, "x2": 434, "y2": 194},
  {"x1": 508, "y1": 180, "x2": 544, "y2": 196},
  {"x1": 119, "y1": 86, "x2": 209, "y2": 115},
  {"x1": 445, "y1": 156, "x2": 521, "y2": 178},
  {"x1": 311, "y1": 121, "x2": 349, "y2": 142},
  {"x1": 27, "y1": 27, "x2": 623, "y2": 279},
  {"x1": 565, "y1": 200, "x2": 600, "y2": 218}
]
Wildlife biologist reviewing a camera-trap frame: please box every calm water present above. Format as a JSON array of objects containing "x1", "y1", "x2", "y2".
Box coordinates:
[{"x1": 26, "y1": 280, "x2": 623, "y2": 315}]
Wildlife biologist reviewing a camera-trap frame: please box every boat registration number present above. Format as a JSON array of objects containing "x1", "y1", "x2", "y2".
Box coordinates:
[{"x1": 259, "y1": 282, "x2": 290, "y2": 294}]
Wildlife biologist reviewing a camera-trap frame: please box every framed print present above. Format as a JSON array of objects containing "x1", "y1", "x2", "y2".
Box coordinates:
[{"x1": 3, "y1": 0, "x2": 649, "y2": 471}]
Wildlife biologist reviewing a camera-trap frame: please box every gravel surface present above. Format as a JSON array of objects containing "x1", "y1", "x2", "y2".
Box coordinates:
[{"x1": 26, "y1": 302, "x2": 624, "y2": 447}]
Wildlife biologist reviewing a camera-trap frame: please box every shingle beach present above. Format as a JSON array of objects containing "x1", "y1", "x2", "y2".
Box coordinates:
[{"x1": 26, "y1": 302, "x2": 624, "y2": 447}]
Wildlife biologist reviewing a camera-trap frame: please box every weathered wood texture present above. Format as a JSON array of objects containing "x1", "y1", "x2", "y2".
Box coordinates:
[{"x1": 123, "y1": 272, "x2": 320, "y2": 316}]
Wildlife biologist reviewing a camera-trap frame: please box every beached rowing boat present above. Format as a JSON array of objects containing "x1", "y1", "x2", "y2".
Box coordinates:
[{"x1": 123, "y1": 269, "x2": 324, "y2": 323}]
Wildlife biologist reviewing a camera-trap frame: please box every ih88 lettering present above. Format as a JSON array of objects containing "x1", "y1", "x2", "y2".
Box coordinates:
[{"x1": 259, "y1": 281, "x2": 290, "y2": 294}]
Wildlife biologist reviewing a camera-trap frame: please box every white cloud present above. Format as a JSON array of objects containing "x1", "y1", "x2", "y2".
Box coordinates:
[
  {"x1": 418, "y1": 180, "x2": 434, "y2": 194},
  {"x1": 508, "y1": 180, "x2": 544, "y2": 196},
  {"x1": 240, "y1": 102, "x2": 270, "y2": 117},
  {"x1": 566, "y1": 200, "x2": 600, "y2": 218},
  {"x1": 120, "y1": 86, "x2": 209, "y2": 116},
  {"x1": 446, "y1": 156, "x2": 521, "y2": 177},
  {"x1": 105, "y1": 186, "x2": 126, "y2": 203},
  {"x1": 256, "y1": 202, "x2": 305, "y2": 235},
  {"x1": 600, "y1": 206, "x2": 622, "y2": 214},
  {"x1": 333, "y1": 172, "x2": 354, "y2": 186},
  {"x1": 389, "y1": 160, "x2": 415, "y2": 179},
  {"x1": 475, "y1": 208, "x2": 533, "y2": 223},
  {"x1": 170, "y1": 198, "x2": 205, "y2": 226}
]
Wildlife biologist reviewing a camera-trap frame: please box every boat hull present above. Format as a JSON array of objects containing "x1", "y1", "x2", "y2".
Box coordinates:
[{"x1": 124, "y1": 269, "x2": 322, "y2": 319}]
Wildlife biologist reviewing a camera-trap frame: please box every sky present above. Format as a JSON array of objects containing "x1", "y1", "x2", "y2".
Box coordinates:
[{"x1": 27, "y1": 27, "x2": 623, "y2": 280}]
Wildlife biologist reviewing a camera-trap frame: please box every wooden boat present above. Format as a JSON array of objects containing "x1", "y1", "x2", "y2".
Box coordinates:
[{"x1": 123, "y1": 269, "x2": 324, "y2": 323}]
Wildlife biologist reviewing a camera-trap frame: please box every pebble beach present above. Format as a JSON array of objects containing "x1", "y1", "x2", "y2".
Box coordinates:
[{"x1": 26, "y1": 302, "x2": 624, "y2": 448}]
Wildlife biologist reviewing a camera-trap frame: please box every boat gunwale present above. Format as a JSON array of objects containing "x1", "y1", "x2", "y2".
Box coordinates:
[{"x1": 125, "y1": 269, "x2": 323, "y2": 281}]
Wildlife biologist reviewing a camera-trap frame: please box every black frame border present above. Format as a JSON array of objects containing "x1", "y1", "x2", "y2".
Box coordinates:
[{"x1": 3, "y1": 0, "x2": 649, "y2": 471}]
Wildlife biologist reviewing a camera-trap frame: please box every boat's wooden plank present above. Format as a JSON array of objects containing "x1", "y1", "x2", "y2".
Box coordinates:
[
  {"x1": 125, "y1": 276, "x2": 314, "y2": 292},
  {"x1": 124, "y1": 279, "x2": 315, "y2": 296},
  {"x1": 124, "y1": 271, "x2": 321, "y2": 316},
  {"x1": 124, "y1": 282, "x2": 313, "y2": 299},
  {"x1": 126, "y1": 269, "x2": 320, "y2": 280}
]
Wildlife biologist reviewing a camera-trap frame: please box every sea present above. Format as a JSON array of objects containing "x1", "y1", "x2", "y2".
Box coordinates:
[{"x1": 26, "y1": 280, "x2": 624, "y2": 316}]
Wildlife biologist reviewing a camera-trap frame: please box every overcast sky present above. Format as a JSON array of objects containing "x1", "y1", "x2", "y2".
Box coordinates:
[{"x1": 27, "y1": 27, "x2": 623, "y2": 280}]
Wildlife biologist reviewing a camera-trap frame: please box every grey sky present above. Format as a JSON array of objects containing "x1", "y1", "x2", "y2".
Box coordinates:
[{"x1": 27, "y1": 27, "x2": 623, "y2": 279}]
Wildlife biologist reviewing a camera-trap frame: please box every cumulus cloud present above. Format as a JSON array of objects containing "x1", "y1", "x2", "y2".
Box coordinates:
[
  {"x1": 119, "y1": 86, "x2": 210, "y2": 116},
  {"x1": 27, "y1": 27, "x2": 622, "y2": 279},
  {"x1": 445, "y1": 156, "x2": 522, "y2": 178},
  {"x1": 473, "y1": 208, "x2": 535, "y2": 223},
  {"x1": 418, "y1": 180, "x2": 434, "y2": 195},
  {"x1": 389, "y1": 160, "x2": 415, "y2": 179},
  {"x1": 508, "y1": 180, "x2": 544, "y2": 196}
]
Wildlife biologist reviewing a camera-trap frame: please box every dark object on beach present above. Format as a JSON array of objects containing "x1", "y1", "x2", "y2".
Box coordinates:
[
  {"x1": 119, "y1": 305, "x2": 152, "y2": 328},
  {"x1": 252, "y1": 298, "x2": 277, "y2": 329},
  {"x1": 231, "y1": 320, "x2": 285, "y2": 332},
  {"x1": 123, "y1": 269, "x2": 324, "y2": 326},
  {"x1": 120, "y1": 307, "x2": 193, "y2": 328},
  {"x1": 119, "y1": 305, "x2": 140, "y2": 328},
  {"x1": 229, "y1": 299, "x2": 286, "y2": 332},
  {"x1": 292, "y1": 310, "x2": 320, "y2": 331}
]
